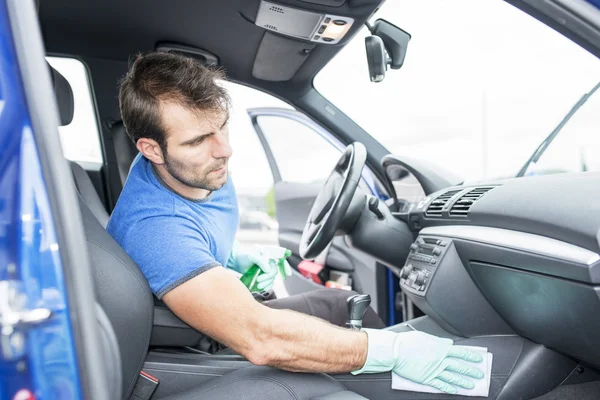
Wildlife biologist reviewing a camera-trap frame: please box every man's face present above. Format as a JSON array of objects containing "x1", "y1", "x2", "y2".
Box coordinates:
[{"x1": 158, "y1": 102, "x2": 232, "y2": 192}]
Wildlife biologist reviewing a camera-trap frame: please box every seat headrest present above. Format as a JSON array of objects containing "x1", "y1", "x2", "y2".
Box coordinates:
[{"x1": 48, "y1": 63, "x2": 74, "y2": 126}]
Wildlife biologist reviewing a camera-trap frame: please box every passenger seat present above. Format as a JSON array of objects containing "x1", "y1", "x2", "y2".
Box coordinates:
[
  {"x1": 70, "y1": 161, "x2": 110, "y2": 227},
  {"x1": 69, "y1": 119, "x2": 138, "y2": 227},
  {"x1": 111, "y1": 120, "x2": 138, "y2": 186},
  {"x1": 48, "y1": 62, "x2": 110, "y2": 226}
]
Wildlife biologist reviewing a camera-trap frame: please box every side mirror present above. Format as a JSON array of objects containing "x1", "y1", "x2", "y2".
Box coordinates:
[
  {"x1": 365, "y1": 36, "x2": 387, "y2": 82},
  {"x1": 370, "y1": 19, "x2": 411, "y2": 70}
]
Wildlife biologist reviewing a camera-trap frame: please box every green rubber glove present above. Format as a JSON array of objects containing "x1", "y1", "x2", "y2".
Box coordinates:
[
  {"x1": 254, "y1": 246, "x2": 293, "y2": 291},
  {"x1": 352, "y1": 329, "x2": 485, "y2": 395},
  {"x1": 227, "y1": 243, "x2": 274, "y2": 290},
  {"x1": 227, "y1": 243, "x2": 292, "y2": 292}
]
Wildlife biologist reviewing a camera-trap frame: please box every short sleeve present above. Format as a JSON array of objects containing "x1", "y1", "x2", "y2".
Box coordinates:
[{"x1": 123, "y1": 215, "x2": 221, "y2": 299}]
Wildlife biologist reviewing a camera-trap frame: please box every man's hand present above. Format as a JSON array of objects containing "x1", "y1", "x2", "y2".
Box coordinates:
[
  {"x1": 352, "y1": 329, "x2": 484, "y2": 394},
  {"x1": 227, "y1": 243, "x2": 292, "y2": 291},
  {"x1": 226, "y1": 243, "x2": 274, "y2": 290},
  {"x1": 256, "y1": 253, "x2": 292, "y2": 292}
]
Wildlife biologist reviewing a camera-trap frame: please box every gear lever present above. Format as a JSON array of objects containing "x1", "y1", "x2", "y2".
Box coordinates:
[{"x1": 345, "y1": 294, "x2": 371, "y2": 330}]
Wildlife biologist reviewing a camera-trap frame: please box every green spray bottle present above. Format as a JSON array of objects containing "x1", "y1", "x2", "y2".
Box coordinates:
[{"x1": 240, "y1": 246, "x2": 292, "y2": 292}]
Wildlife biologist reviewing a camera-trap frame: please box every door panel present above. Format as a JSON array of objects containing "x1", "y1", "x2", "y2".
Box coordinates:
[{"x1": 274, "y1": 181, "x2": 321, "y2": 255}]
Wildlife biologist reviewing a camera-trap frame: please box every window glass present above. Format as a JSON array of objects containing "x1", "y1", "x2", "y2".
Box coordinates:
[
  {"x1": 524, "y1": 82, "x2": 600, "y2": 176},
  {"x1": 46, "y1": 57, "x2": 103, "y2": 165},
  {"x1": 256, "y1": 115, "x2": 341, "y2": 184},
  {"x1": 223, "y1": 82, "x2": 292, "y2": 247},
  {"x1": 314, "y1": 0, "x2": 600, "y2": 182}
]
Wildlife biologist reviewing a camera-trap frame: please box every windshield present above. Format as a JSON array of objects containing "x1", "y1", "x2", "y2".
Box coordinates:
[
  {"x1": 521, "y1": 79, "x2": 600, "y2": 176},
  {"x1": 314, "y1": 0, "x2": 600, "y2": 183},
  {"x1": 518, "y1": 80, "x2": 600, "y2": 176}
]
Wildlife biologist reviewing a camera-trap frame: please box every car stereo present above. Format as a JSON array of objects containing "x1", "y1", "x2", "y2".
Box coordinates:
[{"x1": 399, "y1": 236, "x2": 449, "y2": 295}]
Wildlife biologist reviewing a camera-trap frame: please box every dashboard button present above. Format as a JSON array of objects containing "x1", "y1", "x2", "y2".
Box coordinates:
[
  {"x1": 401, "y1": 264, "x2": 413, "y2": 279},
  {"x1": 433, "y1": 248, "x2": 442, "y2": 256},
  {"x1": 415, "y1": 271, "x2": 426, "y2": 286}
]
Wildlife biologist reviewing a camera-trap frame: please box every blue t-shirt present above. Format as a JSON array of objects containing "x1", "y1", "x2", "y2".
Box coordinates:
[{"x1": 107, "y1": 154, "x2": 239, "y2": 299}]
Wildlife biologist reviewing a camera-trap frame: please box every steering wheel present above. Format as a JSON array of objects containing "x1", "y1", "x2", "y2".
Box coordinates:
[{"x1": 299, "y1": 142, "x2": 367, "y2": 260}]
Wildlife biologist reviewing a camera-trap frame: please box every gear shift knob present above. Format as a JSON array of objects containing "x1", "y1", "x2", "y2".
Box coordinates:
[{"x1": 345, "y1": 294, "x2": 371, "y2": 330}]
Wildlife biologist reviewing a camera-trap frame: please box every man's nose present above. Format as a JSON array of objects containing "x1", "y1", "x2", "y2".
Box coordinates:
[{"x1": 212, "y1": 133, "x2": 232, "y2": 159}]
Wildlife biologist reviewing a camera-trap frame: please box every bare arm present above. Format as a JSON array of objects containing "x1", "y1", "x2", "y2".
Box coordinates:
[{"x1": 162, "y1": 267, "x2": 368, "y2": 373}]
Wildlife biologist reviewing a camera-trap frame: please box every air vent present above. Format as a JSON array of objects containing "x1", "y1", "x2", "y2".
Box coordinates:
[
  {"x1": 449, "y1": 187, "x2": 494, "y2": 217},
  {"x1": 425, "y1": 190, "x2": 461, "y2": 217},
  {"x1": 263, "y1": 24, "x2": 278, "y2": 30}
]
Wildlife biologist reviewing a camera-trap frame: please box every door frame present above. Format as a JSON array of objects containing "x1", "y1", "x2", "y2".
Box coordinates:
[
  {"x1": 4, "y1": 1, "x2": 110, "y2": 398},
  {"x1": 247, "y1": 107, "x2": 383, "y2": 197}
]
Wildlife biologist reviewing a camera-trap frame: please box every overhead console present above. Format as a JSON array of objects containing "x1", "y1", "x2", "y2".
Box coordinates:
[{"x1": 255, "y1": 0, "x2": 355, "y2": 44}]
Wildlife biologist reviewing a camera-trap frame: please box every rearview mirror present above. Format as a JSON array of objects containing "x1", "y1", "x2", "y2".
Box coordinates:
[
  {"x1": 370, "y1": 19, "x2": 411, "y2": 70},
  {"x1": 365, "y1": 36, "x2": 387, "y2": 82}
]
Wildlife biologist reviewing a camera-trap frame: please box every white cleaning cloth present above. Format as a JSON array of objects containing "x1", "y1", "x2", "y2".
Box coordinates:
[{"x1": 391, "y1": 346, "x2": 493, "y2": 397}]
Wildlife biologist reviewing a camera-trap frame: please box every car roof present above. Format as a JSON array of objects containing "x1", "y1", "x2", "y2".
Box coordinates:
[{"x1": 39, "y1": 0, "x2": 382, "y2": 97}]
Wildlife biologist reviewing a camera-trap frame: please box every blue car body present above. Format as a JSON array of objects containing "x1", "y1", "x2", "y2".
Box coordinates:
[{"x1": 0, "y1": 2, "x2": 81, "y2": 399}]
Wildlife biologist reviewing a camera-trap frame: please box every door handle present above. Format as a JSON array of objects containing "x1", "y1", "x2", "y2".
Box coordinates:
[{"x1": 0, "y1": 281, "x2": 52, "y2": 360}]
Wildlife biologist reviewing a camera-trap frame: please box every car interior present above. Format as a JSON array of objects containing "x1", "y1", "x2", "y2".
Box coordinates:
[{"x1": 22, "y1": 0, "x2": 600, "y2": 398}]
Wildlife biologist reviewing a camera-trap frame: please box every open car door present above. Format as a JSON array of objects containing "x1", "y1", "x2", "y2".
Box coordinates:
[
  {"x1": 0, "y1": 1, "x2": 115, "y2": 398},
  {"x1": 247, "y1": 107, "x2": 398, "y2": 322}
]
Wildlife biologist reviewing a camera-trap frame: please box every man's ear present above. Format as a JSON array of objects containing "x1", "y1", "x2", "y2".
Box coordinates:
[{"x1": 137, "y1": 138, "x2": 165, "y2": 165}]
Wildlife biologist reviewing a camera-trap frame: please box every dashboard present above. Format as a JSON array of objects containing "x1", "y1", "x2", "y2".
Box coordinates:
[
  {"x1": 408, "y1": 171, "x2": 600, "y2": 254},
  {"x1": 383, "y1": 166, "x2": 600, "y2": 368}
]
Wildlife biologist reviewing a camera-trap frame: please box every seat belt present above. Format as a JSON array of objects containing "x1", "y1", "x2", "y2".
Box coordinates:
[{"x1": 129, "y1": 371, "x2": 159, "y2": 400}]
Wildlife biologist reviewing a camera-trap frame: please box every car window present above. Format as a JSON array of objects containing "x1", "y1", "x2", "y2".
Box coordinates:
[
  {"x1": 222, "y1": 82, "x2": 292, "y2": 247},
  {"x1": 523, "y1": 82, "x2": 600, "y2": 176},
  {"x1": 314, "y1": 0, "x2": 600, "y2": 183},
  {"x1": 46, "y1": 57, "x2": 103, "y2": 166},
  {"x1": 256, "y1": 115, "x2": 341, "y2": 184},
  {"x1": 256, "y1": 115, "x2": 374, "y2": 193}
]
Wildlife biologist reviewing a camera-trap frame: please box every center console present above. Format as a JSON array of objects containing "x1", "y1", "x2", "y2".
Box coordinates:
[
  {"x1": 398, "y1": 234, "x2": 514, "y2": 337},
  {"x1": 399, "y1": 236, "x2": 449, "y2": 295}
]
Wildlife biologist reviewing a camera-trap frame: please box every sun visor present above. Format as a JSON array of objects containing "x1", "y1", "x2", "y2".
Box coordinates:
[{"x1": 252, "y1": 31, "x2": 316, "y2": 81}]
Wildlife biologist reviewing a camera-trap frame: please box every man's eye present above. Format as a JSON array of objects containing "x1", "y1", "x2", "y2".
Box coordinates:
[{"x1": 190, "y1": 136, "x2": 209, "y2": 146}]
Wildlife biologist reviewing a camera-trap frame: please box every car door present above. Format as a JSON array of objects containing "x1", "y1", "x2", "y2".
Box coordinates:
[
  {"x1": 0, "y1": 1, "x2": 111, "y2": 398},
  {"x1": 247, "y1": 107, "x2": 398, "y2": 322}
]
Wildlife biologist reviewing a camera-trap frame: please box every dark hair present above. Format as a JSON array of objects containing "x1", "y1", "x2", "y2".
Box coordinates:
[{"x1": 119, "y1": 51, "x2": 230, "y2": 151}]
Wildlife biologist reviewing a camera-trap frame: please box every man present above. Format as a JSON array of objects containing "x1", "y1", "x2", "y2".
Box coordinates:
[{"x1": 108, "y1": 52, "x2": 484, "y2": 394}]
